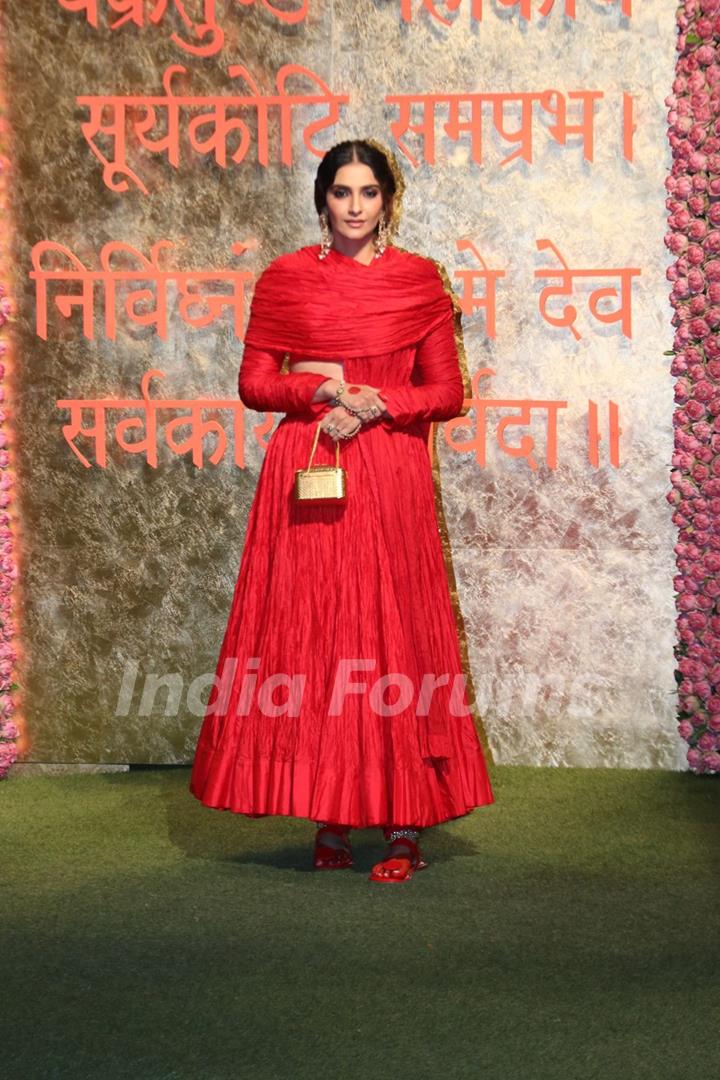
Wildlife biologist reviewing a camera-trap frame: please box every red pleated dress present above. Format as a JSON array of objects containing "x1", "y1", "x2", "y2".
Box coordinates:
[{"x1": 189, "y1": 243, "x2": 495, "y2": 828}]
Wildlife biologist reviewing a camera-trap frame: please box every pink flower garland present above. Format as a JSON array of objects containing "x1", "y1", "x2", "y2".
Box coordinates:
[
  {"x1": 667, "y1": 0, "x2": 720, "y2": 774},
  {"x1": 0, "y1": 30, "x2": 19, "y2": 780}
]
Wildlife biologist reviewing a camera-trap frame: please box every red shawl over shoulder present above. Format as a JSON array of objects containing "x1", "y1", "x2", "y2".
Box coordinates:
[{"x1": 243, "y1": 243, "x2": 454, "y2": 358}]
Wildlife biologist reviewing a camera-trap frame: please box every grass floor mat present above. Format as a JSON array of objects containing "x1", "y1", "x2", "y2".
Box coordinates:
[{"x1": 2, "y1": 764, "x2": 719, "y2": 1080}]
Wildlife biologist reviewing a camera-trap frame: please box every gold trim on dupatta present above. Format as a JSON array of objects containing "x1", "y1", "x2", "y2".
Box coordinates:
[
  {"x1": 392, "y1": 239, "x2": 493, "y2": 763},
  {"x1": 278, "y1": 135, "x2": 492, "y2": 761},
  {"x1": 322, "y1": 134, "x2": 493, "y2": 762}
]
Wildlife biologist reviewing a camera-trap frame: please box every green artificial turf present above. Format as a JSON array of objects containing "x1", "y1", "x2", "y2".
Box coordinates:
[{"x1": 1, "y1": 764, "x2": 719, "y2": 1080}]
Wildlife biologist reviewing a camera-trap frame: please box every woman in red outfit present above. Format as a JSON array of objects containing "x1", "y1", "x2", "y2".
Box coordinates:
[{"x1": 189, "y1": 138, "x2": 494, "y2": 882}]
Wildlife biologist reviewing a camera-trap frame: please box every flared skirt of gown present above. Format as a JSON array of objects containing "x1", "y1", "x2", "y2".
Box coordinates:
[{"x1": 189, "y1": 355, "x2": 495, "y2": 828}]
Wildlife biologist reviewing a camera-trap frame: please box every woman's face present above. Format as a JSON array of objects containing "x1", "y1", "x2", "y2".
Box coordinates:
[{"x1": 324, "y1": 161, "x2": 386, "y2": 246}]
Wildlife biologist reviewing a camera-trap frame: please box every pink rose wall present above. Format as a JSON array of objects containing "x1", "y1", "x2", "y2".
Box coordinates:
[
  {"x1": 0, "y1": 2, "x2": 699, "y2": 772},
  {"x1": 668, "y1": 0, "x2": 720, "y2": 774}
]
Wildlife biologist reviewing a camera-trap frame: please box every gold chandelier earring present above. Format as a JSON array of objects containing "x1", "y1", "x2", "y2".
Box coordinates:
[
  {"x1": 373, "y1": 209, "x2": 390, "y2": 259},
  {"x1": 318, "y1": 210, "x2": 332, "y2": 260}
]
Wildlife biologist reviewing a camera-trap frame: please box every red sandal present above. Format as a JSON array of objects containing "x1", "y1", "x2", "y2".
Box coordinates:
[
  {"x1": 369, "y1": 836, "x2": 428, "y2": 884},
  {"x1": 313, "y1": 823, "x2": 353, "y2": 870}
]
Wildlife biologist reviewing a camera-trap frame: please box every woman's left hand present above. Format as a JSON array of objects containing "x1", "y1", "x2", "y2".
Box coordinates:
[{"x1": 320, "y1": 405, "x2": 363, "y2": 443}]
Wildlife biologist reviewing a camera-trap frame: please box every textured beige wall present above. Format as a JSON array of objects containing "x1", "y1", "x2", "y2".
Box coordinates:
[{"x1": 5, "y1": 1, "x2": 682, "y2": 767}]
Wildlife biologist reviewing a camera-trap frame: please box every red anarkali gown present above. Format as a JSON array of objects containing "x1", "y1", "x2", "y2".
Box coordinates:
[{"x1": 189, "y1": 243, "x2": 494, "y2": 827}]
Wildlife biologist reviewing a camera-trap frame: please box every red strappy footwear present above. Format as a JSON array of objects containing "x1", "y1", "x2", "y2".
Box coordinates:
[
  {"x1": 368, "y1": 836, "x2": 428, "y2": 884},
  {"x1": 313, "y1": 823, "x2": 353, "y2": 870}
]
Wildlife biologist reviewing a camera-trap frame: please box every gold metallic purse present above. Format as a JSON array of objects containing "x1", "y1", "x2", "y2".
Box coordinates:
[{"x1": 294, "y1": 419, "x2": 347, "y2": 504}]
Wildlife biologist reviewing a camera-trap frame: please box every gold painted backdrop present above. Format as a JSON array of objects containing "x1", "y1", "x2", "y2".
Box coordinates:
[{"x1": 3, "y1": 1, "x2": 682, "y2": 768}]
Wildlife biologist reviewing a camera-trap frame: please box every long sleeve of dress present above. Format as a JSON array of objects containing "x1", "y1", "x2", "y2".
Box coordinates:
[
  {"x1": 238, "y1": 343, "x2": 331, "y2": 414},
  {"x1": 378, "y1": 312, "x2": 465, "y2": 429}
]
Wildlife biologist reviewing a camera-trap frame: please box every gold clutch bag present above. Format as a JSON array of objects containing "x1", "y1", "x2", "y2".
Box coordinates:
[{"x1": 294, "y1": 419, "x2": 347, "y2": 504}]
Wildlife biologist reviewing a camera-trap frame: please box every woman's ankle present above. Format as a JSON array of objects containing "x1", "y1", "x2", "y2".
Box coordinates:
[{"x1": 382, "y1": 826, "x2": 421, "y2": 845}]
